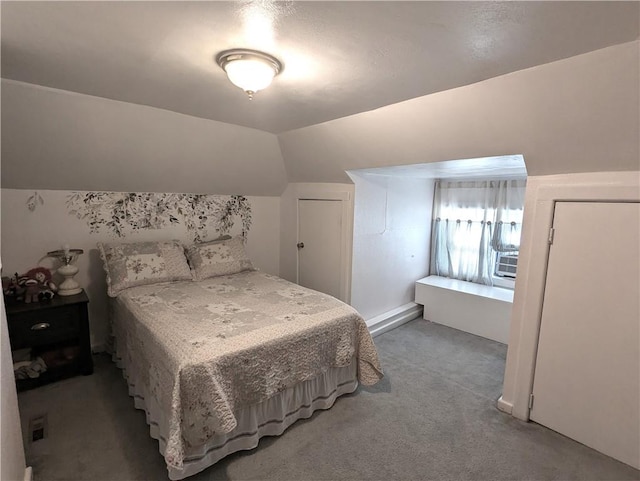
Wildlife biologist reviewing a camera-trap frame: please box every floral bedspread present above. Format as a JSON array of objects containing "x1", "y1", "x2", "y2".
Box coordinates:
[{"x1": 111, "y1": 271, "x2": 383, "y2": 469}]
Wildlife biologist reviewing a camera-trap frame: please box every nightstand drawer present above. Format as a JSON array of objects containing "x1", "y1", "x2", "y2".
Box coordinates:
[{"x1": 8, "y1": 307, "x2": 80, "y2": 349}]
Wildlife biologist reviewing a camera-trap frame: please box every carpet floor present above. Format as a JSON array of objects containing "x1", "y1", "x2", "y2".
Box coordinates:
[{"x1": 17, "y1": 319, "x2": 640, "y2": 481}]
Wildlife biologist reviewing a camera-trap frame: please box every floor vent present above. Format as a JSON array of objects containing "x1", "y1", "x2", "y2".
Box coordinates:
[{"x1": 29, "y1": 414, "x2": 48, "y2": 442}]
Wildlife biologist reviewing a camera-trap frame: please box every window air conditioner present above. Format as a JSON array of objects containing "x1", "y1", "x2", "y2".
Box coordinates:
[{"x1": 495, "y1": 253, "x2": 518, "y2": 278}]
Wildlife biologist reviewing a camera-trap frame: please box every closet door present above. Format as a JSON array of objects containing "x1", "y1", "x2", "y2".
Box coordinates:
[
  {"x1": 530, "y1": 202, "x2": 639, "y2": 469},
  {"x1": 297, "y1": 199, "x2": 343, "y2": 299}
]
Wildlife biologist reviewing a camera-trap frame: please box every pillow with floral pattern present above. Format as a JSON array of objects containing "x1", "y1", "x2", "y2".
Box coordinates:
[
  {"x1": 186, "y1": 236, "x2": 254, "y2": 281},
  {"x1": 98, "y1": 240, "x2": 192, "y2": 297}
]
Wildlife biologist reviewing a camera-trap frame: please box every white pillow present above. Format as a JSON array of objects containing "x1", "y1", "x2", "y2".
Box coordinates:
[
  {"x1": 185, "y1": 236, "x2": 254, "y2": 281},
  {"x1": 98, "y1": 240, "x2": 192, "y2": 297}
]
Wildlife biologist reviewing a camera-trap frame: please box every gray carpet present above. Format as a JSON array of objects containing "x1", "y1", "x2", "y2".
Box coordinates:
[{"x1": 17, "y1": 319, "x2": 640, "y2": 481}]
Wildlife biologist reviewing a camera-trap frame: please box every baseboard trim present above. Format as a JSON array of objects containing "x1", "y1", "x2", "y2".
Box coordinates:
[
  {"x1": 24, "y1": 466, "x2": 33, "y2": 481},
  {"x1": 496, "y1": 396, "x2": 513, "y2": 415},
  {"x1": 367, "y1": 302, "x2": 423, "y2": 338}
]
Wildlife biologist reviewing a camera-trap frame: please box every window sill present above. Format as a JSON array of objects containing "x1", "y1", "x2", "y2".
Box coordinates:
[{"x1": 416, "y1": 276, "x2": 514, "y2": 303}]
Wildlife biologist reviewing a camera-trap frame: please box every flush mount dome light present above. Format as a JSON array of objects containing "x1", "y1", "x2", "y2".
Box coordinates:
[{"x1": 217, "y1": 49, "x2": 282, "y2": 100}]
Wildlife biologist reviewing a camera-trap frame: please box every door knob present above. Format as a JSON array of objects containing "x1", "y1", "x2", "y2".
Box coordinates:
[{"x1": 297, "y1": 242, "x2": 305, "y2": 249}]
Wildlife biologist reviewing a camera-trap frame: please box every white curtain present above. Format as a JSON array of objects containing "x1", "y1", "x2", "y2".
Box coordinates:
[{"x1": 430, "y1": 179, "x2": 526, "y2": 285}]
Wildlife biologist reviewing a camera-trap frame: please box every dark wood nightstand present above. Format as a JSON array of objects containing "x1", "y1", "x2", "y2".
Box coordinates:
[{"x1": 6, "y1": 291, "x2": 93, "y2": 391}]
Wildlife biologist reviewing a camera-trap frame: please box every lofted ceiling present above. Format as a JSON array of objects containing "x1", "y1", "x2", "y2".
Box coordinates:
[{"x1": 1, "y1": 1, "x2": 639, "y2": 134}]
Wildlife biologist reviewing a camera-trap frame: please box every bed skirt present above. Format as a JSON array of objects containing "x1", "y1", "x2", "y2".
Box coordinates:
[{"x1": 113, "y1": 351, "x2": 358, "y2": 480}]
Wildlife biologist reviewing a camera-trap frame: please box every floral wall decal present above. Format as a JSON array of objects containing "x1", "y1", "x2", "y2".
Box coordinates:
[
  {"x1": 66, "y1": 192, "x2": 252, "y2": 242},
  {"x1": 26, "y1": 191, "x2": 44, "y2": 212}
]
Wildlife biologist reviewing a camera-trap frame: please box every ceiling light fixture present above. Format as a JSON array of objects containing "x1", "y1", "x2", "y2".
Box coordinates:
[{"x1": 217, "y1": 49, "x2": 282, "y2": 100}]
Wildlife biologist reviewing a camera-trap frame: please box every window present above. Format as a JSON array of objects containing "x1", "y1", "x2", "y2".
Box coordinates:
[{"x1": 430, "y1": 179, "x2": 526, "y2": 287}]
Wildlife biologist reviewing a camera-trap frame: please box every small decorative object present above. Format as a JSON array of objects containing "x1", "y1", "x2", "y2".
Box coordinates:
[
  {"x1": 2, "y1": 275, "x2": 17, "y2": 297},
  {"x1": 4, "y1": 269, "x2": 55, "y2": 304},
  {"x1": 3, "y1": 274, "x2": 26, "y2": 303},
  {"x1": 19, "y1": 267, "x2": 57, "y2": 303},
  {"x1": 47, "y1": 245, "x2": 84, "y2": 296}
]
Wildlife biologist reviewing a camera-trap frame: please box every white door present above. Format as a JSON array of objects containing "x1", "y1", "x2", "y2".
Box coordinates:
[
  {"x1": 297, "y1": 199, "x2": 343, "y2": 299},
  {"x1": 530, "y1": 202, "x2": 640, "y2": 469}
]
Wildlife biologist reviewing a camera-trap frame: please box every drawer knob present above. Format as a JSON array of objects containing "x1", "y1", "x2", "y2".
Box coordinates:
[{"x1": 30, "y1": 322, "x2": 50, "y2": 331}]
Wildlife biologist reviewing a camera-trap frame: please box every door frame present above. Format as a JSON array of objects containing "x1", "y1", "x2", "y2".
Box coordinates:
[
  {"x1": 498, "y1": 171, "x2": 640, "y2": 421},
  {"x1": 295, "y1": 188, "x2": 354, "y2": 304}
]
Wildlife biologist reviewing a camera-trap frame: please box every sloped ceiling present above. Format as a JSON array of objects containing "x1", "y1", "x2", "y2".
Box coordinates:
[
  {"x1": 279, "y1": 41, "x2": 640, "y2": 182},
  {"x1": 2, "y1": 1, "x2": 638, "y2": 134}
]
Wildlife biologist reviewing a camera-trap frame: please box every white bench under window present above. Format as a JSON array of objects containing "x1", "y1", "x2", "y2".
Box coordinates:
[{"x1": 414, "y1": 276, "x2": 514, "y2": 344}]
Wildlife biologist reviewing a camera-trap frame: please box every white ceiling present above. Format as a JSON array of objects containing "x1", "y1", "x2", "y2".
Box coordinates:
[{"x1": 2, "y1": 1, "x2": 638, "y2": 134}]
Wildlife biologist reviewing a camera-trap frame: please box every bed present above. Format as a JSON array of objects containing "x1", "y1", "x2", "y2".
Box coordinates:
[{"x1": 100, "y1": 238, "x2": 383, "y2": 479}]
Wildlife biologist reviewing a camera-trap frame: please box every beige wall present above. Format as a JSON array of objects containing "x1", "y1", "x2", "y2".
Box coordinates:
[
  {"x1": 1, "y1": 80, "x2": 288, "y2": 196},
  {"x1": 349, "y1": 172, "x2": 434, "y2": 320},
  {"x1": 279, "y1": 40, "x2": 639, "y2": 183}
]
